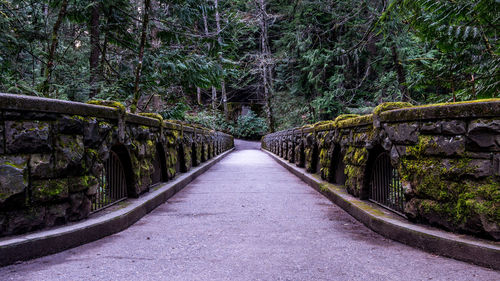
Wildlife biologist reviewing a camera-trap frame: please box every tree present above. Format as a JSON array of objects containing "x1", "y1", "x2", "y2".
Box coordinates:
[
  {"x1": 256, "y1": 0, "x2": 274, "y2": 132},
  {"x1": 390, "y1": 0, "x2": 499, "y2": 99},
  {"x1": 40, "y1": 0, "x2": 69, "y2": 97},
  {"x1": 131, "y1": 0, "x2": 151, "y2": 113},
  {"x1": 89, "y1": 0, "x2": 101, "y2": 98}
]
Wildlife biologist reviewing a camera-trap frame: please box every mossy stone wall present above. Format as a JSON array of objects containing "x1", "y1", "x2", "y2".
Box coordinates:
[
  {"x1": 262, "y1": 100, "x2": 500, "y2": 240},
  {"x1": 0, "y1": 94, "x2": 233, "y2": 237}
]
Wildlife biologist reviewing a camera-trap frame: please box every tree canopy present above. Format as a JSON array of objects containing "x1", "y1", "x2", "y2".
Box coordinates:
[{"x1": 0, "y1": 0, "x2": 498, "y2": 133}]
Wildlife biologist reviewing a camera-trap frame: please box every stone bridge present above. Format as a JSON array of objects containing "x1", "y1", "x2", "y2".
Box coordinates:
[
  {"x1": 0, "y1": 93, "x2": 233, "y2": 237},
  {"x1": 262, "y1": 101, "x2": 500, "y2": 241},
  {"x1": 0, "y1": 95, "x2": 499, "y2": 279}
]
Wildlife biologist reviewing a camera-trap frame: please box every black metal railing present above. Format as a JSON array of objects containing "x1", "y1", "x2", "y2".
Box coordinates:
[
  {"x1": 91, "y1": 150, "x2": 128, "y2": 212},
  {"x1": 369, "y1": 152, "x2": 405, "y2": 215}
]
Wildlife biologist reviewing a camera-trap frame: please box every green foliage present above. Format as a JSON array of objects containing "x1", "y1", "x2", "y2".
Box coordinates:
[
  {"x1": 0, "y1": 0, "x2": 497, "y2": 130},
  {"x1": 160, "y1": 103, "x2": 191, "y2": 121},
  {"x1": 232, "y1": 110, "x2": 268, "y2": 140},
  {"x1": 390, "y1": 0, "x2": 499, "y2": 99},
  {"x1": 185, "y1": 110, "x2": 234, "y2": 132},
  {"x1": 184, "y1": 109, "x2": 268, "y2": 140}
]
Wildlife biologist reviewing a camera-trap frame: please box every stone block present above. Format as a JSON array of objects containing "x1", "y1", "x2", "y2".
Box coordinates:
[
  {"x1": 421, "y1": 122, "x2": 441, "y2": 134},
  {"x1": 54, "y1": 135, "x2": 85, "y2": 176},
  {"x1": 57, "y1": 115, "x2": 84, "y2": 134},
  {"x1": 3, "y1": 111, "x2": 58, "y2": 121},
  {"x1": 467, "y1": 118, "x2": 500, "y2": 151},
  {"x1": 441, "y1": 120, "x2": 466, "y2": 135},
  {"x1": 422, "y1": 120, "x2": 466, "y2": 135},
  {"x1": 84, "y1": 118, "x2": 112, "y2": 148},
  {"x1": 0, "y1": 156, "x2": 29, "y2": 205},
  {"x1": 68, "y1": 192, "x2": 91, "y2": 221},
  {"x1": 383, "y1": 122, "x2": 419, "y2": 144},
  {"x1": 4, "y1": 206, "x2": 46, "y2": 236},
  {"x1": 69, "y1": 175, "x2": 99, "y2": 193},
  {"x1": 132, "y1": 125, "x2": 150, "y2": 140},
  {"x1": 441, "y1": 158, "x2": 493, "y2": 179},
  {"x1": 45, "y1": 203, "x2": 70, "y2": 227},
  {"x1": 389, "y1": 145, "x2": 407, "y2": 165},
  {"x1": 30, "y1": 154, "x2": 55, "y2": 179},
  {"x1": 417, "y1": 135, "x2": 466, "y2": 157},
  {"x1": 5, "y1": 121, "x2": 51, "y2": 154},
  {"x1": 32, "y1": 178, "x2": 69, "y2": 203}
]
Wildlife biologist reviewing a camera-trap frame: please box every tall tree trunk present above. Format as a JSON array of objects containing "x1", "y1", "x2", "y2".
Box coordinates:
[
  {"x1": 214, "y1": 0, "x2": 227, "y2": 116},
  {"x1": 100, "y1": 31, "x2": 108, "y2": 78},
  {"x1": 197, "y1": 87, "x2": 202, "y2": 105},
  {"x1": 40, "y1": 3, "x2": 49, "y2": 78},
  {"x1": 391, "y1": 45, "x2": 409, "y2": 102},
  {"x1": 100, "y1": 6, "x2": 112, "y2": 80},
  {"x1": 89, "y1": 1, "x2": 101, "y2": 99},
  {"x1": 202, "y1": 4, "x2": 217, "y2": 110},
  {"x1": 40, "y1": 0, "x2": 68, "y2": 97},
  {"x1": 258, "y1": 0, "x2": 275, "y2": 132},
  {"x1": 211, "y1": 87, "x2": 217, "y2": 110},
  {"x1": 131, "y1": 0, "x2": 151, "y2": 113},
  {"x1": 470, "y1": 74, "x2": 476, "y2": 99}
]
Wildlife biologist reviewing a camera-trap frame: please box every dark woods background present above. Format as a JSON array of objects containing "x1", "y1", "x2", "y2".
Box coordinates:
[{"x1": 0, "y1": 0, "x2": 498, "y2": 136}]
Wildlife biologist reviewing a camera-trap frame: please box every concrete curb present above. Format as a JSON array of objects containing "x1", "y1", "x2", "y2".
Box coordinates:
[
  {"x1": 262, "y1": 149, "x2": 500, "y2": 270},
  {"x1": 0, "y1": 148, "x2": 235, "y2": 267}
]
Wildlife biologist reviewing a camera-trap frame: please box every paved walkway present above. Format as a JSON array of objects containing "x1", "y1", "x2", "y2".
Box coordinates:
[{"x1": 1, "y1": 140, "x2": 499, "y2": 280}]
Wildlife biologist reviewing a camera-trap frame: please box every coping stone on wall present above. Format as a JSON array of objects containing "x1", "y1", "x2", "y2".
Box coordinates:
[
  {"x1": 337, "y1": 114, "x2": 374, "y2": 128},
  {"x1": 0, "y1": 93, "x2": 119, "y2": 120},
  {"x1": 0, "y1": 93, "x2": 191, "y2": 129},
  {"x1": 380, "y1": 100, "x2": 500, "y2": 122}
]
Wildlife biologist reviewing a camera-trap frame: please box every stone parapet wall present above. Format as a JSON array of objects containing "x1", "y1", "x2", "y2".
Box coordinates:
[
  {"x1": 0, "y1": 93, "x2": 233, "y2": 237},
  {"x1": 262, "y1": 100, "x2": 500, "y2": 240}
]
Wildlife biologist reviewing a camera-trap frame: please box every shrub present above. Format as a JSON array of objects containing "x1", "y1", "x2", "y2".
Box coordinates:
[
  {"x1": 232, "y1": 110, "x2": 268, "y2": 140},
  {"x1": 184, "y1": 110, "x2": 234, "y2": 132}
]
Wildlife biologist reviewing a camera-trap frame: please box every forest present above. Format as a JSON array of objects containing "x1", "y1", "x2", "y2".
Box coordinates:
[{"x1": 0, "y1": 0, "x2": 498, "y2": 137}]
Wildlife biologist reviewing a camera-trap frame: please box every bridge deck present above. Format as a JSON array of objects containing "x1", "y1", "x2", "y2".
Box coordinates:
[{"x1": 1, "y1": 140, "x2": 498, "y2": 280}]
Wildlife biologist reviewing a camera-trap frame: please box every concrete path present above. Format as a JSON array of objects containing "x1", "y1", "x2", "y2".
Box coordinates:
[{"x1": 1, "y1": 140, "x2": 498, "y2": 280}]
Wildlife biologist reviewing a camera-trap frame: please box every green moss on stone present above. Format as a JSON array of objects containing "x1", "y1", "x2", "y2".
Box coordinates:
[
  {"x1": 337, "y1": 114, "x2": 373, "y2": 128},
  {"x1": 334, "y1": 114, "x2": 360, "y2": 123},
  {"x1": 69, "y1": 175, "x2": 97, "y2": 193},
  {"x1": 373, "y1": 102, "x2": 413, "y2": 115},
  {"x1": 87, "y1": 100, "x2": 126, "y2": 113},
  {"x1": 138, "y1": 113, "x2": 163, "y2": 122},
  {"x1": 380, "y1": 98, "x2": 500, "y2": 122},
  {"x1": 32, "y1": 179, "x2": 68, "y2": 202},
  {"x1": 405, "y1": 135, "x2": 435, "y2": 157},
  {"x1": 400, "y1": 137, "x2": 500, "y2": 230}
]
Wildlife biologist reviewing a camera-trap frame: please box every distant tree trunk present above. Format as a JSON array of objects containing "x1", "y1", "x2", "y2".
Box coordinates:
[
  {"x1": 40, "y1": 0, "x2": 68, "y2": 97},
  {"x1": 451, "y1": 79, "x2": 456, "y2": 102},
  {"x1": 202, "y1": 4, "x2": 217, "y2": 110},
  {"x1": 40, "y1": 3, "x2": 49, "y2": 78},
  {"x1": 470, "y1": 74, "x2": 476, "y2": 99},
  {"x1": 100, "y1": 6, "x2": 112, "y2": 80},
  {"x1": 131, "y1": 0, "x2": 151, "y2": 113},
  {"x1": 89, "y1": 1, "x2": 101, "y2": 99},
  {"x1": 100, "y1": 31, "x2": 108, "y2": 78},
  {"x1": 391, "y1": 45, "x2": 409, "y2": 102},
  {"x1": 197, "y1": 87, "x2": 202, "y2": 105},
  {"x1": 214, "y1": 0, "x2": 227, "y2": 116},
  {"x1": 257, "y1": 0, "x2": 275, "y2": 132}
]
